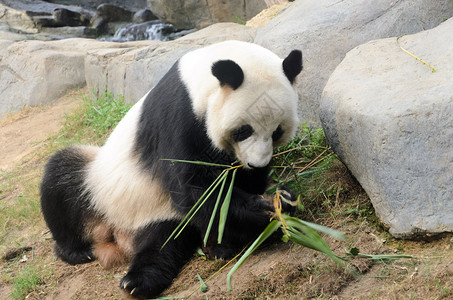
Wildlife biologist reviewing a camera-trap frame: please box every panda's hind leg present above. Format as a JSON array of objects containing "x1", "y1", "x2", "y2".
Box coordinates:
[
  {"x1": 40, "y1": 146, "x2": 98, "y2": 265},
  {"x1": 54, "y1": 241, "x2": 94, "y2": 265}
]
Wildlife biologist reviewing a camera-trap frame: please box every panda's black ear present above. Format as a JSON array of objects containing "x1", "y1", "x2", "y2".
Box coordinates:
[
  {"x1": 283, "y1": 50, "x2": 303, "y2": 84},
  {"x1": 211, "y1": 60, "x2": 244, "y2": 90}
]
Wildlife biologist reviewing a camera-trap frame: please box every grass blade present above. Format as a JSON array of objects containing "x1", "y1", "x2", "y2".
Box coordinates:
[
  {"x1": 218, "y1": 168, "x2": 237, "y2": 244},
  {"x1": 203, "y1": 170, "x2": 229, "y2": 247},
  {"x1": 197, "y1": 273, "x2": 209, "y2": 293},
  {"x1": 227, "y1": 220, "x2": 282, "y2": 291}
]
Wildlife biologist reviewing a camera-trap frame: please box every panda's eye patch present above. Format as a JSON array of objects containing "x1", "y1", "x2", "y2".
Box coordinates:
[
  {"x1": 232, "y1": 124, "x2": 254, "y2": 142},
  {"x1": 272, "y1": 125, "x2": 284, "y2": 142}
]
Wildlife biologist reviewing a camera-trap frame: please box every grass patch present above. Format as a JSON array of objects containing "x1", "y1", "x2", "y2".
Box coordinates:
[
  {"x1": 270, "y1": 125, "x2": 386, "y2": 231},
  {"x1": 0, "y1": 165, "x2": 43, "y2": 251},
  {"x1": 10, "y1": 266, "x2": 44, "y2": 300},
  {"x1": 271, "y1": 125, "x2": 338, "y2": 217},
  {"x1": 58, "y1": 92, "x2": 132, "y2": 146}
]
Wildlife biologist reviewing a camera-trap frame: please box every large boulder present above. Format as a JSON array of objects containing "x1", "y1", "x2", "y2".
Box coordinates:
[
  {"x1": 147, "y1": 0, "x2": 267, "y2": 29},
  {"x1": 85, "y1": 22, "x2": 256, "y2": 103},
  {"x1": 320, "y1": 18, "x2": 453, "y2": 238},
  {"x1": 0, "y1": 38, "x2": 151, "y2": 117},
  {"x1": 255, "y1": 0, "x2": 453, "y2": 127}
]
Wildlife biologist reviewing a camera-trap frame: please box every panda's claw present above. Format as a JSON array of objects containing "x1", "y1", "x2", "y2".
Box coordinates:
[
  {"x1": 122, "y1": 280, "x2": 130, "y2": 289},
  {"x1": 130, "y1": 288, "x2": 136, "y2": 295}
]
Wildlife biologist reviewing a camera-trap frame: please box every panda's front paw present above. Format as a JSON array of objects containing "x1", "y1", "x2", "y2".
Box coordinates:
[
  {"x1": 120, "y1": 269, "x2": 169, "y2": 300},
  {"x1": 276, "y1": 186, "x2": 298, "y2": 216}
]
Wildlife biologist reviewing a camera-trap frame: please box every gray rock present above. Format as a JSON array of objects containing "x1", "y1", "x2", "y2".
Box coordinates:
[
  {"x1": 133, "y1": 9, "x2": 158, "y2": 23},
  {"x1": 53, "y1": 8, "x2": 91, "y2": 27},
  {"x1": 84, "y1": 40, "x2": 158, "y2": 102},
  {"x1": 255, "y1": 0, "x2": 453, "y2": 127},
  {"x1": 177, "y1": 22, "x2": 256, "y2": 44},
  {"x1": 39, "y1": 26, "x2": 97, "y2": 39},
  {"x1": 320, "y1": 18, "x2": 453, "y2": 238},
  {"x1": 90, "y1": 4, "x2": 134, "y2": 33},
  {"x1": 46, "y1": 0, "x2": 148, "y2": 12},
  {"x1": 0, "y1": 4, "x2": 39, "y2": 33},
  {"x1": 0, "y1": 38, "x2": 148, "y2": 117},
  {"x1": 0, "y1": 22, "x2": 28, "y2": 41},
  {"x1": 147, "y1": 0, "x2": 267, "y2": 29},
  {"x1": 0, "y1": 0, "x2": 94, "y2": 33},
  {"x1": 0, "y1": 39, "x2": 14, "y2": 57}
]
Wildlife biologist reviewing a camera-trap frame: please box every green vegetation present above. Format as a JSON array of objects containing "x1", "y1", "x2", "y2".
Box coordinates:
[
  {"x1": 10, "y1": 266, "x2": 44, "y2": 300},
  {"x1": 270, "y1": 125, "x2": 338, "y2": 215},
  {"x1": 233, "y1": 16, "x2": 246, "y2": 25},
  {"x1": 0, "y1": 165, "x2": 42, "y2": 250},
  {"x1": 60, "y1": 92, "x2": 132, "y2": 145}
]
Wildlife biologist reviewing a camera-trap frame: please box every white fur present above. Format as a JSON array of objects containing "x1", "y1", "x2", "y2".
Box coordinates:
[
  {"x1": 85, "y1": 93, "x2": 181, "y2": 231},
  {"x1": 179, "y1": 40, "x2": 299, "y2": 168}
]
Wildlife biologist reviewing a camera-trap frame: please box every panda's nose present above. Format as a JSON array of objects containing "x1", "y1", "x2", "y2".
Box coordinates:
[{"x1": 247, "y1": 163, "x2": 268, "y2": 169}]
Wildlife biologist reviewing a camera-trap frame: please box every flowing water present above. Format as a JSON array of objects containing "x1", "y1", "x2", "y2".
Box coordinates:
[{"x1": 107, "y1": 20, "x2": 194, "y2": 42}]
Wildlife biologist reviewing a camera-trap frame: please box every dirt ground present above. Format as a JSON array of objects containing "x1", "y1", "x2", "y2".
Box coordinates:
[
  {"x1": 0, "y1": 90, "x2": 81, "y2": 171},
  {"x1": 1, "y1": 91, "x2": 452, "y2": 300}
]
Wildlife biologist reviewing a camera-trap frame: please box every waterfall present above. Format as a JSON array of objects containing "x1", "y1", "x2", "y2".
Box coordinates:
[{"x1": 106, "y1": 20, "x2": 194, "y2": 42}]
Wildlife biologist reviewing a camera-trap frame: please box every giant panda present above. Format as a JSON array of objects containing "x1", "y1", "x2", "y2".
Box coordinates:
[{"x1": 40, "y1": 40, "x2": 302, "y2": 298}]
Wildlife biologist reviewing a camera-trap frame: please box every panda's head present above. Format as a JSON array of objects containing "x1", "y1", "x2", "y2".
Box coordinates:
[{"x1": 180, "y1": 41, "x2": 302, "y2": 169}]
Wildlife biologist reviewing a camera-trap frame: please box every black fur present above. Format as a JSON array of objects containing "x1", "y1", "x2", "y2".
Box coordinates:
[
  {"x1": 211, "y1": 59, "x2": 244, "y2": 90},
  {"x1": 283, "y1": 50, "x2": 303, "y2": 84},
  {"x1": 40, "y1": 146, "x2": 95, "y2": 265}
]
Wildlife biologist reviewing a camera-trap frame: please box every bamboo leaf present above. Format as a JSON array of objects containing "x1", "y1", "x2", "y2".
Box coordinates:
[
  {"x1": 284, "y1": 216, "x2": 345, "y2": 266},
  {"x1": 227, "y1": 220, "x2": 282, "y2": 291},
  {"x1": 286, "y1": 228, "x2": 344, "y2": 265},
  {"x1": 174, "y1": 172, "x2": 227, "y2": 240},
  {"x1": 203, "y1": 171, "x2": 229, "y2": 247},
  {"x1": 218, "y1": 168, "x2": 237, "y2": 244}
]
